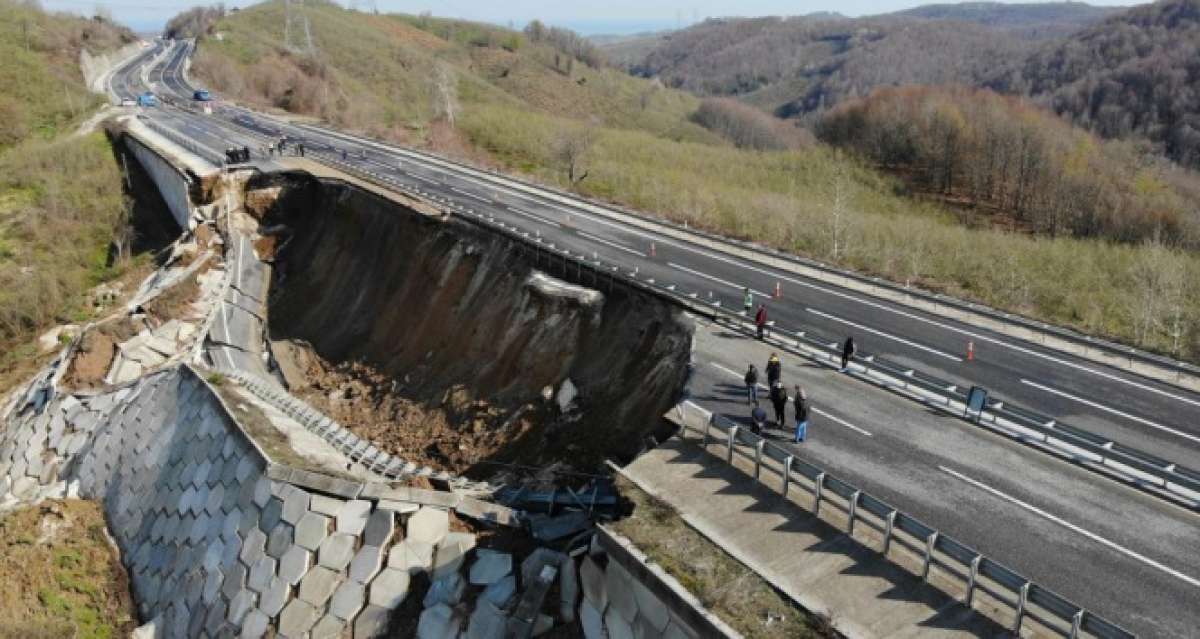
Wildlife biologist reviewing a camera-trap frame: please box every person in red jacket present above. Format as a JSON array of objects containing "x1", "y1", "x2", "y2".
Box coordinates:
[{"x1": 755, "y1": 304, "x2": 767, "y2": 340}]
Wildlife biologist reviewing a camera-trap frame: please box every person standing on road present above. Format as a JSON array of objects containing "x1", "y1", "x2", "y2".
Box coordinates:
[
  {"x1": 770, "y1": 381, "x2": 788, "y2": 427},
  {"x1": 755, "y1": 304, "x2": 768, "y2": 340},
  {"x1": 750, "y1": 401, "x2": 768, "y2": 435},
  {"x1": 841, "y1": 336, "x2": 856, "y2": 372},
  {"x1": 298, "y1": 143, "x2": 305, "y2": 158},
  {"x1": 743, "y1": 287, "x2": 753, "y2": 315},
  {"x1": 744, "y1": 364, "x2": 759, "y2": 404},
  {"x1": 765, "y1": 353, "x2": 781, "y2": 386},
  {"x1": 793, "y1": 385, "x2": 809, "y2": 442}
]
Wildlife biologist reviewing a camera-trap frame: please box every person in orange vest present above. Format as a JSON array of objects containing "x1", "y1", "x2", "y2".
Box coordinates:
[{"x1": 755, "y1": 304, "x2": 768, "y2": 340}]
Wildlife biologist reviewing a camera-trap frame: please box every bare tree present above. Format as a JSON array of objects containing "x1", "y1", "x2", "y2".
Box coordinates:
[
  {"x1": 827, "y1": 160, "x2": 850, "y2": 260},
  {"x1": 554, "y1": 122, "x2": 596, "y2": 187},
  {"x1": 433, "y1": 61, "x2": 459, "y2": 128}
]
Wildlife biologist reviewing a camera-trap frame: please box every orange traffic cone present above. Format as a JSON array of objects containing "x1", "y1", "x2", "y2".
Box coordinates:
[
  {"x1": 967, "y1": 340, "x2": 975, "y2": 362},
  {"x1": 773, "y1": 281, "x2": 782, "y2": 299}
]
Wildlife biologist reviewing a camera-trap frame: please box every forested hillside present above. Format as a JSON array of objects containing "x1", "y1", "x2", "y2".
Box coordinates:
[
  {"x1": 188, "y1": 0, "x2": 1200, "y2": 360},
  {"x1": 817, "y1": 86, "x2": 1200, "y2": 246},
  {"x1": 609, "y1": 3, "x2": 1115, "y2": 121},
  {"x1": 990, "y1": 0, "x2": 1200, "y2": 168}
]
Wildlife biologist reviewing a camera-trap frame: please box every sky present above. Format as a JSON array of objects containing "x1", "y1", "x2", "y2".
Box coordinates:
[{"x1": 41, "y1": 0, "x2": 1145, "y2": 34}]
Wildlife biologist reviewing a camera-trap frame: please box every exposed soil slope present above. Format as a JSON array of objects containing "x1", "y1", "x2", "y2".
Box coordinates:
[{"x1": 259, "y1": 174, "x2": 693, "y2": 476}]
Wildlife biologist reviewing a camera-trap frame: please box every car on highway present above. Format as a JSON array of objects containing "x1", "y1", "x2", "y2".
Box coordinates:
[
  {"x1": 193, "y1": 89, "x2": 212, "y2": 101},
  {"x1": 120, "y1": 98, "x2": 136, "y2": 107},
  {"x1": 137, "y1": 92, "x2": 158, "y2": 107}
]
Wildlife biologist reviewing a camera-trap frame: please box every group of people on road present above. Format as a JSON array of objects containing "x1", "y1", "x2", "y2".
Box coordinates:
[
  {"x1": 743, "y1": 288, "x2": 770, "y2": 340},
  {"x1": 266, "y1": 137, "x2": 305, "y2": 158},
  {"x1": 745, "y1": 352, "x2": 809, "y2": 443},
  {"x1": 224, "y1": 146, "x2": 251, "y2": 164}
]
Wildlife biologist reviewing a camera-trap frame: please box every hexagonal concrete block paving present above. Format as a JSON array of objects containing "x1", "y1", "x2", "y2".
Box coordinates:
[
  {"x1": 278, "y1": 599, "x2": 321, "y2": 638},
  {"x1": 353, "y1": 604, "x2": 390, "y2": 639},
  {"x1": 295, "y1": 512, "x2": 331, "y2": 551},
  {"x1": 349, "y1": 544, "x2": 384, "y2": 584},
  {"x1": 278, "y1": 545, "x2": 313, "y2": 586},
  {"x1": 362, "y1": 509, "x2": 395, "y2": 548},
  {"x1": 406, "y1": 507, "x2": 448, "y2": 545},
  {"x1": 367, "y1": 567, "x2": 410, "y2": 610},
  {"x1": 311, "y1": 614, "x2": 347, "y2": 639},
  {"x1": 387, "y1": 540, "x2": 433, "y2": 576},
  {"x1": 258, "y1": 576, "x2": 290, "y2": 618},
  {"x1": 328, "y1": 579, "x2": 366, "y2": 621},
  {"x1": 299, "y1": 566, "x2": 342, "y2": 607},
  {"x1": 336, "y1": 499, "x2": 372, "y2": 535},
  {"x1": 318, "y1": 533, "x2": 357, "y2": 571}
]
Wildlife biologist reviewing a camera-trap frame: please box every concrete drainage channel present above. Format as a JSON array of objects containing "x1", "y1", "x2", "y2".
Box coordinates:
[{"x1": 0, "y1": 125, "x2": 737, "y2": 638}]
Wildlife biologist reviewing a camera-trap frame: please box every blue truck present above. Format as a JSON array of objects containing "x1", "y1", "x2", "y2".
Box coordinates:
[
  {"x1": 193, "y1": 89, "x2": 212, "y2": 101},
  {"x1": 137, "y1": 92, "x2": 157, "y2": 107}
]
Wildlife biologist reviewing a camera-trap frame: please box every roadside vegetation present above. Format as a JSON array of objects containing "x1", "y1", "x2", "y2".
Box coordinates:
[
  {"x1": 190, "y1": 0, "x2": 1200, "y2": 360},
  {"x1": 0, "y1": 1, "x2": 141, "y2": 391},
  {"x1": 611, "y1": 476, "x2": 834, "y2": 638},
  {"x1": 0, "y1": 500, "x2": 137, "y2": 639}
]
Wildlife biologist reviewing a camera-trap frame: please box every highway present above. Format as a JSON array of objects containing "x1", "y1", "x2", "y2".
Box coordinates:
[{"x1": 113, "y1": 39, "x2": 1200, "y2": 637}]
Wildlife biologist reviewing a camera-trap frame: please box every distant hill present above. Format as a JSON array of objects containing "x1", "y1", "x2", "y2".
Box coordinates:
[
  {"x1": 616, "y1": 2, "x2": 1118, "y2": 121},
  {"x1": 989, "y1": 0, "x2": 1200, "y2": 168},
  {"x1": 892, "y1": 2, "x2": 1121, "y2": 37},
  {"x1": 191, "y1": 1, "x2": 717, "y2": 145}
]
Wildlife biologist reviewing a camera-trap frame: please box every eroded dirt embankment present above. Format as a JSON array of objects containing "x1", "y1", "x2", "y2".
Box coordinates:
[{"x1": 253, "y1": 173, "x2": 693, "y2": 478}]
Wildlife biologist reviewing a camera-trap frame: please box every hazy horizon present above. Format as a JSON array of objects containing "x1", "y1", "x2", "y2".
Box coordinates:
[{"x1": 41, "y1": 0, "x2": 1145, "y2": 35}]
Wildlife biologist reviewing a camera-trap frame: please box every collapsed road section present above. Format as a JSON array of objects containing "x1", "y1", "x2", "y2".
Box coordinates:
[
  {"x1": 0, "y1": 123, "x2": 746, "y2": 639},
  {"x1": 249, "y1": 171, "x2": 694, "y2": 480}
]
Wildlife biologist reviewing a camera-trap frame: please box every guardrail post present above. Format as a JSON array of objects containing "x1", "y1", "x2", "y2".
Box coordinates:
[
  {"x1": 813, "y1": 472, "x2": 825, "y2": 516},
  {"x1": 726, "y1": 426, "x2": 738, "y2": 465},
  {"x1": 753, "y1": 440, "x2": 764, "y2": 482},
  {"x1": 882, "y1": 510, "x2": 897, "y2": 556},
  {"x1": 703, "y1": 415, "x2": 713, "y2": 447},
  {"x1": 965, "y1": 554, "x2": 982, "y2": 607},
  {"x1": 922, "y1": 531, "x2": 938, "y2": 581},
  {"x1": 847, "y1": 490, "x2": 861, "y2": 535},
  {"x1": 1069, "y1": 610, "x2": 1084, "y2": 639},
  {"x1": 1012, "y1": 582, "x2": 1030, "y2": 635},
  {"x1": 782, "y1": 456, "x2": 793, "y2": 498}
]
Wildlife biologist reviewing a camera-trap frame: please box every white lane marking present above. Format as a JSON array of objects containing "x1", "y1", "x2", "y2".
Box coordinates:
[
  {"x1": 710, "y1": 362, "x2": 871, "y2": 436},
  {"x1": 407, "y1": 172, "x2": 441, "y2": 186},
  {"x1": 807, "y1": 307, "x2": 963, "y2": 363},
  {"x1": 399, "y1": 160, "x2": 1200, "y2": 410},
  {"x1": 449, "y1": 186, "x2": 491, "y2": 203},
  {"x1": 236, "y1": 235, "x2": 246, "y2": 291},
  {"x1": 507, "y1": 206, "x2": 561, "y2": 228},
  {"x1": 259, "y1": 115, "x2": 1200, "y2": 410},
  {"x1": 577, "y1": 231, "x2": 645, "y2": 257},
  {"x1": 940, "y1": 465, "x2": 1200, "y2": 588},
  {"x1": 1020, "y1": 379, "x2": 1200, "y2": 445},
  {"x1": 668, "y1": 262, "x2": 770, "y2": 298}
]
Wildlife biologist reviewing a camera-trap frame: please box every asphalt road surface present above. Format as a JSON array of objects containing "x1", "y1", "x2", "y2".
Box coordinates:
[{"x1": 112, "y1": 39, "x2": 1200, "y2": 637}]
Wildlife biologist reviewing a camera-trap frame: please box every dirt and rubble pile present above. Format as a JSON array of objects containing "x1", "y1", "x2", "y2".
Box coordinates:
[{"x1": 256, "y1": 173, "x2": 693, "y2": 478}]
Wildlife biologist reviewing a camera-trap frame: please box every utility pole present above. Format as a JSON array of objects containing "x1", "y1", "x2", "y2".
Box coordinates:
[{"x1": 284, "y1": 0, "x2": 314, "y2": 54}]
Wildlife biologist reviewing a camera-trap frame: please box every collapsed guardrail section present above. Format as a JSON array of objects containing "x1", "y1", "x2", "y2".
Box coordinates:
[
  {"x1": 671, "y1": 402, "x2": 1134, "y2": 639},
  {"x1": 276, "y1": 150, "x2": 1200, "y2": 509}
]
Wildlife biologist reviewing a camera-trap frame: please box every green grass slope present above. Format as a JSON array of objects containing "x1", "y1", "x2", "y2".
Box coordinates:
[
  {"x1": 0, "y1": 1, "x2": 138, "y2": 386},
  {"x1": 192, "y1": 1, "x2": 1200, "y2": 359}
]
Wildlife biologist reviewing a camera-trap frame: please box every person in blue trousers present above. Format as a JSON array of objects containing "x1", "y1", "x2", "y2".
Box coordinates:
[
  {"x1": 793, "y1": 385, "x2": 809, "y2": 442},
  {"x1": 744, "y1": 364, "x2": 759, "y2": 404}
]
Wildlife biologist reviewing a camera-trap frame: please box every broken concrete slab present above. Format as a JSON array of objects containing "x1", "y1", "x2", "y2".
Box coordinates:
[
  {"x1": 367, "y1": 567, "x2": 410, "y2": 610},
  {"x1": 469, "y1": 549, "x2": 512, "y2": 586},
  {"x1": 418, "y1": 603, "x2": 461, "y2": 639},
  {"x1": 466, "y1": 598, "x2": 507, "y2": 639},
  {"x1": 481, "y1": 574, "x2": 516, "y2": 609},
  {"x1": 422, "y1": 571, "x2": 465, "y2": 608},
  {"x1": 406, "y1": 506, "x2": 449, "y2": 545},
  {"x1": 387, "y1": 539, "x2": 434, "y2": 576}
]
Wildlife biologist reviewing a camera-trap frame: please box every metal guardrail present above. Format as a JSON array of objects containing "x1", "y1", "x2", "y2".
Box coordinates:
[
  {"x1": 673, "y1": 402, "x2": 1135, "y2": 639},
  {"x1": 265, "y1": 139, "x2": 1200, "y2": 507},
  {"x1": 186, "y1": 106, "x2": 1200, "y2": 503},
  {"x1": 291, "y1": 121, "x2": 1200, "y2": 382},
  {"x1": 140, "y1": 116, "x2": 226, "y2": 167}
]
